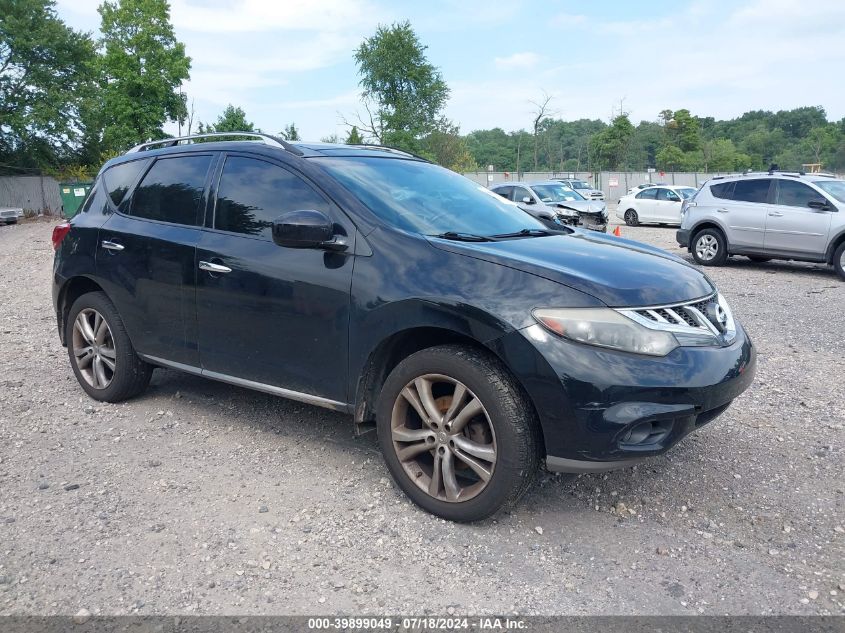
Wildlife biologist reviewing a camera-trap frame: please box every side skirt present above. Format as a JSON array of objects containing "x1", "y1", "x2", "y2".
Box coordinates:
[{"x1": 139, "y1": 354, "x2": 354, "y2": 414}]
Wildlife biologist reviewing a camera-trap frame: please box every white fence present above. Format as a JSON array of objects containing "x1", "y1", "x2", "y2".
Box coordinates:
[
  {"x1": 0, "y1": 176, "x2": 63, "y2": 215},
  {"x1": 463, "y1": 171, "x2": 728, "y2": 199}
]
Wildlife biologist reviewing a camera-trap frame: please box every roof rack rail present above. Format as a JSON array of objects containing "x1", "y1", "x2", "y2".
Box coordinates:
[
  {"x1": 348, "y1": 144, "x2": 431, "y2": 162},
  {"x1": 126, "y1": 132, "x2": 303, "y2": 155}
]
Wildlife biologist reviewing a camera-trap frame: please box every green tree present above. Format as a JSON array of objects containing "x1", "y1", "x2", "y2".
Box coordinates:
[
  {"x1": 345, "y1": 126, "x2": 364, "y2": 145},
  {"x1": 656, "y1": 145, "x2": 685, "y2": 171},
  {"x1": 421, "y1": 123, "x2": 477, "y2": 173},
  {"x1": 353, "y1": 21, "x2": 449, "y2": 152},
  {"x1": 589, "y1": 114, "x2": 634, "y2": 170},
  {"x1": 203, "y1": 104, "x2": 254, "y2": 133},
  {"x1": 97, "y1": 0, "x2": 191, "y2": 151},
  {"x1": 280, "y1": 123, "x2": 300, "y2": 141},
  {"x1": 0, "y1": 0, "x2": 96, "y2": 170}
]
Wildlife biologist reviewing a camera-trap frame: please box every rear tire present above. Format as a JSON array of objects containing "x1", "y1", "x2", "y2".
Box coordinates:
[
  {"x1": 623, "y1": 209, "x2": 639, "y2": 226},
  {"x1": 66, "y1": 291, "x2": 152, "y2": 402},
  {"x1": 376, "y1": 344, "x2": 541, "y2": 522},
  {"x1": 834, "y1": 242, "x2": 845, "y2": 281},
  {"x1": 691, "y1": 228, "x2": 728, "y2": 266}
]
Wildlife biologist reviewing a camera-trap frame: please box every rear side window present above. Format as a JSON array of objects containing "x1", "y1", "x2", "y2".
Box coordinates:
[
  {"x1": 636, "y1": 188, "x2": 658, "y2": 199},
  {"x1": 776, "y1": 180, "x2": 819, "y2": 208},
  {"x1": 102, "y1": 159, "x2": 150, "y2": 206},
  {"x1": 710, "y1": 181, "x2": 734, "y2": 199},
  {"x1": 493, "y1": 186, "x2": 512, "y2": 199},
  {"x1": 131, "y1": 155, "x2": 212, "y2": 225},
  {"x1": 214, "y1": 156, "x2": 331, "y2": 239},
  {"x1": 732, "y1": 179, "x2": 771, "y2": 204}
]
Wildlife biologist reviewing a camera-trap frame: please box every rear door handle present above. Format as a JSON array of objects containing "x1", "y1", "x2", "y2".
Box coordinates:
[
  {"x1": 768, "y1": 212, "x2": 784, "y2": 217},
  {"x1": 716, "y1": 208, "x2": 728, "y2": 213},
  {"x1": 198, "y1": 261, "x2": 232, "y2": 274},
  {"x1": 101, "y1": 240, "x2": 124, "y2": 251}
]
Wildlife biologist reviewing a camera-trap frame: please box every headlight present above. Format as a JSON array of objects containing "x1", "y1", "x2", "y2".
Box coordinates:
[{"x1": 532, "y1": 308, "x2": 679, "y2": 356}]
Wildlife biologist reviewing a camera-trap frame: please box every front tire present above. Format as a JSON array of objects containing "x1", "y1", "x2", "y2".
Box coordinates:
[
  {"x1": 623, "y1": 209, "x2": 639, "y2": 226},
  {"x1": 66, "y1": 291, "x2": 152, "y2": 402},
  {"x1": 376, "y1": 345, "x2": 540, "y2": 522},
  {"x1": 691, "y1": 228, "x2": 728, "y2": 266},
  {"x1": 834, "y1": 242, "x2": 845, "y2": 281}
]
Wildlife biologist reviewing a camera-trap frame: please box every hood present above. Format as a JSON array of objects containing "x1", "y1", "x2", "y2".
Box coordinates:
[
  {"x1": 429, "y1": 230, "x2": 714, "y2": 307},
  {"x1": 526, "y1": 200, "x2": 604, "y2": 216}
]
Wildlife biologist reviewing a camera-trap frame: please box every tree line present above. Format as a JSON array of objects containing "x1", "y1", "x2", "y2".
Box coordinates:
[{"x1": 2, "y1": 2, "x2": 843, "y2": 180}]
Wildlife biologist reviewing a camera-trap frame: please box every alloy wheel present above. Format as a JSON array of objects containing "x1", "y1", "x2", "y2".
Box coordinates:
[
  {"x1": 390, "y1": 374, "x2": 496, "y2": 503},
  {"x1": 71, "y1": 308, "x2": 116, "y2": 389},
  {"x1": 696, "y1": 234, "x2": 719, "y2": 261},
  {"x1": 624, "y1": 210, "x2": 638, "y2": 226}
]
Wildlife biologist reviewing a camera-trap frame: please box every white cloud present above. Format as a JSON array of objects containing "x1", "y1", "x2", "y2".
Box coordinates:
[
  {"x1": 549, "y1": 12, "x2": 587, "y2": 27},
  {"x1": 494, "y1": 52, "x2": 543, "y2": 70}
]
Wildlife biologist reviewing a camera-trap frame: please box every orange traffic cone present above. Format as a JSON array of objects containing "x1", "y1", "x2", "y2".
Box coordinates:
[{"x1": 613, "y1": 226, "x2": 622, "y2": 237}]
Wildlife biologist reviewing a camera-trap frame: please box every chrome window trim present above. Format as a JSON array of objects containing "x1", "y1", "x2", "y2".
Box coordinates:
[{"x1": 138, "y1": 354, "x2": 353, "y2": 413}]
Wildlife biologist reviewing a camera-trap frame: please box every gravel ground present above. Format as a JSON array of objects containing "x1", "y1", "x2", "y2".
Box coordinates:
[{"x1": 0, "y1": 218, "x2": 842, "y2": 616}]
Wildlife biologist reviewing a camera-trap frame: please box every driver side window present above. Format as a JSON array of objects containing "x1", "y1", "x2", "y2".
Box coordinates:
[
  {"x1": 512, "y1": 187, "x2": 532, "y2": 203},
  {"x1": 657, "y1": 188, "x2": 680, "y2": 202}
]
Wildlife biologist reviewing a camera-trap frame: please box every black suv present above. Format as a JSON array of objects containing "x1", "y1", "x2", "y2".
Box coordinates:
[{"x1": 52, "y1": 133, "x2": 756, "y2": 521}]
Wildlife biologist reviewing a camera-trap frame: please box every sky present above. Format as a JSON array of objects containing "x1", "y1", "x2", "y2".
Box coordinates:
[{"x1": 55, "y1": 0, "x2": 845, "y2": 141}]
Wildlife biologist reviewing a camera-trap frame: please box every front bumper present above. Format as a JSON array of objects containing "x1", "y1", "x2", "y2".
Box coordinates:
[
  {"x1": 578, "y1": 214, "x2": 608, "y2": 232},
  {"x1": 494, "y1": 322, "x2": 756, "y2": 470},
  {"x1": 676, "y1": 228, "x2": 690, "y2": 248}
]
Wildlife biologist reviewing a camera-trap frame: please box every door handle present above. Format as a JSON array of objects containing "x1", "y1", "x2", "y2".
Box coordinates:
[
  {"x1": 716, "y1": 208, "x2": 728, "y2": 213},
  {"x1": 768, "y1": 212, "x2": 784, "y2": 217},
  {"x1": 101, "y1": 240, "x2": 124, "y2": 251},
  {"x1": 198, "y1": 260, "x2": 232, "y2": 274}
]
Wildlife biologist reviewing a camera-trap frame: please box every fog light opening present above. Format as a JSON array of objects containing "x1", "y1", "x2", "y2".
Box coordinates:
[{"x1": 620, "y1": 420, "x2": 672, "y2": 447}]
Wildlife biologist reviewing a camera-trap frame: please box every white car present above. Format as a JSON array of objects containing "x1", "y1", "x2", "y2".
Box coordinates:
[
  {"x1": 626, "y1": 182, "x2": 660, "y2": 195},
  {"x1": 616, "y1": 185, "x2": 698, "y2": 226}
]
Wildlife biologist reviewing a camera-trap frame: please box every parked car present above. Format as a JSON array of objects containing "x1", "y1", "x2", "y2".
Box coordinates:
[
  {"x1": 491, "y1": 181, "x2": 608, "y2": 232},
  {"x1": 677, "y1": 171, "x2": 845, "y2": 279},
  {"x1": 0, "y1": 207, "x2": 23, "y2": 224},
  {"x1": 490, "y1": 182, "x2": 580, "y2": 229},
  {"x1": 51, "y1": 132, "x2": 756, "y2": 522},
  {"x1": 626, "y1": 183, "x2": 658, "y2": 195},
  {"x1": 553, "y1": 178, "x2": 604, "y2": 200},
  {"x1": 617, "y1": 185, "x2": 698, "y2": 226}
]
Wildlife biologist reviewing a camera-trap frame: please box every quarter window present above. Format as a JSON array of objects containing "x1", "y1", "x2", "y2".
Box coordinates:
[
  {"x1": 131, "y1": 155, "x2": 212, "y2": 225},
  {"x1": 732, "y1": 179, "x2": 771, "y2": 204},
  {"x1": 776, "y1": 180, "x2": 820, "y2": 208},
  {"x1": 103, "y1": 159, "x2": 150, "y2": 206},
  {"x1": 710, "y1": 181, "x2": 734, "y2": 199},
  {"x1": 215, "y1": 156, "x2": 331, "y2": 239}
]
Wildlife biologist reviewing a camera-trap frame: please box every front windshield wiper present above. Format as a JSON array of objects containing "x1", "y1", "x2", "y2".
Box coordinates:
[
  {"x1": 490, "y1": 228, "x2": 556, "y2": 239},
  {"x1": 430, "y1": 231, "x2": 495, "y2": 242}
]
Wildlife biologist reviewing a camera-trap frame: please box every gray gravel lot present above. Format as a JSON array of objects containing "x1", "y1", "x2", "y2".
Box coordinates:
[{"x1": 0, "y1": 218, "x2": 842, "y2": 616}]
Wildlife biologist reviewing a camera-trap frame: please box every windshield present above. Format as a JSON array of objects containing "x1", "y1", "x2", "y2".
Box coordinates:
[
  {"x1": 314, "y1": 157, "x2": 546, "y2": 236},
  {"x1": 531, "y1": 184, "x2": 586, "y2": 202},
  {"x1": 569, "y1": 180, "x2": 591, "y2": 189},
  {"x1": 677, "y1": 188, "x2": 697, "y2": 199},
  {"x1": 814, "y1": 180, "x2": 845, "y2": 204}
]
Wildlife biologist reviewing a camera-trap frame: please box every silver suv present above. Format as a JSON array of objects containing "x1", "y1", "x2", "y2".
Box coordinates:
[{"x1": 677, "y1": 171, "x2": 845, "y2": 280}]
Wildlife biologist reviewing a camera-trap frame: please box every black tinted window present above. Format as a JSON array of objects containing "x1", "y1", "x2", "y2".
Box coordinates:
[
  {"x1": 637, "y1": 188, "x2": 657, "y2": 199},
  {"x1": 79, "y1": 183, "x2": 107, "y2": 215},
  {"x1": 131, "y1": 156, "x2": 212, "y2": 225},
  {"x1": 710, "y1": 181, "x2": 734, "y2": 199},
  {"x1": 776, "y1": 180, "x2": 819, "y2": 208},
  {"x1": 732, "y1": 179, "x2": 771, "y2": 203},
  {"x1": 493, "y1": 187, "x2": 512, "y2": 199},
  {"x1": 215, "y1": 157, "x2": 331, "y2": 238},
  {"x1": 656, "y1": 188, "x2": 680, "y2": 201},
  {"x1": 103, "y1": 159, "x2": 150, "y2": 206}
]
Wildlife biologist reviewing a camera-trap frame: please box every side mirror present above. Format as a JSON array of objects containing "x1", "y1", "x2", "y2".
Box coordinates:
[
  {"x1": 271, "y1": 210, "x2": 346, "y2": 250},
  {"x1": 808, "y1": 199, "x2": 830, "y2": 211},
  {"x1": 521, "y1": 196, "x2": 534, "y2": 204}
]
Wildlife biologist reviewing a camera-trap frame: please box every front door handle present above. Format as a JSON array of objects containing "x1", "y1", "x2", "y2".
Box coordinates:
[
  {"x1": 768, "y1": 212, "x2": 784, "y2": 217},
  {"x1": 101, "y1": 240, "x2": 124, "y2": 251},
  {"x1": 198, "y1": 260, "x2": 232, "y2": 274}
]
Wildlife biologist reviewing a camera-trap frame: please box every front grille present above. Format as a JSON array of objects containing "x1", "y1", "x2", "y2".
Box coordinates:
[{"x1": 633, "y1": 301, "x2": 711, "y2": 332}]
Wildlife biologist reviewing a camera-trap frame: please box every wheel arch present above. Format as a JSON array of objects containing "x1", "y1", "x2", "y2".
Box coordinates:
[
  {"x1": 57, "y1": 276, "x2": 109, "y2": 346},
  {"x1": 825, "y1": 228, "x2": 845, "y2": 264},
  {"x1": 689, "y1": 220, "x2": 728, "y2": 250}
]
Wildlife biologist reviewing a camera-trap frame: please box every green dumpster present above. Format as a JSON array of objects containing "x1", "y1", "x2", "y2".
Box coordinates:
[{"x1": 58, "y1": 181, "x2": 93, "y2": 219}]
